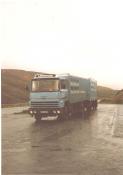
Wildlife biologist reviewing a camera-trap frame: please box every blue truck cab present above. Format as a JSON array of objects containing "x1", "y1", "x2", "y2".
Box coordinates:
[{"x1": 29, "y1": 73, "x2": 97, "y2": 121}]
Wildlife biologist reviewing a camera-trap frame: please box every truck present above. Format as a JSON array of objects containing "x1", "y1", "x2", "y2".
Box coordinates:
[{"x1": 28, "y1": 73, "x2": 97, "y2": 121}]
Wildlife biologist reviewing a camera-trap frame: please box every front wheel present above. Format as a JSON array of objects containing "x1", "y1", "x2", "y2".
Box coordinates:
[
  {"x1": 57, "y1": 106, "x2": 70, "y2": 120},
  {"x1": 34, "y1": 114, "x2": 41, "y2": 122}
]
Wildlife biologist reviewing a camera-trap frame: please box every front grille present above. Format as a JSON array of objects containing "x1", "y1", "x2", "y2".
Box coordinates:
[{"x1": 31, "y1": 101, "x2": 60, "y2": 108}]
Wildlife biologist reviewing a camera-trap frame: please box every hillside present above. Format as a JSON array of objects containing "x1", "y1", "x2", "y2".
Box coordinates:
[
  {"x1": 112, "y1": 89, "x2": 123, "y2": 104},
  {"x1": 1, "y1": 69, "x2": 35, "y2": 104},
  {"x1": 97, "y1": 86, "x2": 116, "y2": 98},
  {"x1": 1, "y1": 69, "x2": 123, "y2": 105}
]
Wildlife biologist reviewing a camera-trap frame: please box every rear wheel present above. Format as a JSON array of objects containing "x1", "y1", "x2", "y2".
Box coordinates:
[
  {"x1": 64, "y1": 105, "x2": 69, "y2": 120},
  {"x1": 83, "y1": 106, "x2": 88, "y2": 117},
  {"x1": 81, "y1": 103, "x2": 84, "y2": 117}
]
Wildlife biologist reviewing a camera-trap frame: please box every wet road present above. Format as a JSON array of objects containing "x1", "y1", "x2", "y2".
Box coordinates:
[{"x1": 2, "y1": 104, "x2": 123, "y2": 175}]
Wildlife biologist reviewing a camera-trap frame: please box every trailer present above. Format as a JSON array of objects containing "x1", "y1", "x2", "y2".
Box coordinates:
[{"x1": 28, "y1": 73, "x2": 97, "y2": 121}]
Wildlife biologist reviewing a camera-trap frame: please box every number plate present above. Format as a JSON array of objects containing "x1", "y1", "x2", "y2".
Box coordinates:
[{"x1": 41, "y1": 111, "x2": 48, "y2": 113}]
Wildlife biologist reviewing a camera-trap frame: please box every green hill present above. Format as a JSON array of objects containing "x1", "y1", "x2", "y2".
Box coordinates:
[{"x1": 1, "y1": 69, "x2": 122, "y2": 105}]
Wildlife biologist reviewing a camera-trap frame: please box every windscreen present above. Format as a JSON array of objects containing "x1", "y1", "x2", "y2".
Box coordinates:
[{"x1": 31, "y1": 79, "x2": 59, "y2": 92}]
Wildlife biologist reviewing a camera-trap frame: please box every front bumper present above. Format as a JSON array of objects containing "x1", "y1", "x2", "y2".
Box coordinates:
[{"x1": 29, "y1": 107, "x2": 64, "y2": 117}]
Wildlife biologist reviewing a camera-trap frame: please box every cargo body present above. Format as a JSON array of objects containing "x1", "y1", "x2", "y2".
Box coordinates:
[{"x1": 28, "y1": 73, "x2": 97, "y2": 121}]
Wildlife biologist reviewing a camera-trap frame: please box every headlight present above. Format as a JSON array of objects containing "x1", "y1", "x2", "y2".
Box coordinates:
[
  {"x1": 30, "y1": 111, "x2": 33, "y2": 114},
  {"x1": 57, "y1": 110, "x2": 60, "y2": 114}
]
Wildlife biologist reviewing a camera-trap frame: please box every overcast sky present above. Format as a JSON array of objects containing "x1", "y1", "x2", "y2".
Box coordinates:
[{"x1": 0, "y1": 0, "x2": 123, "y2": 89}]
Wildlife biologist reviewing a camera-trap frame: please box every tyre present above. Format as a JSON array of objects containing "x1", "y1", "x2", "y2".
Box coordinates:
[
  {"x1": 80, "y1": 103, "x2": 84, "y2": 117},
  {"x1": 57, "y1": 106, "x2": 69, "y2": 120},
  {"x1": 63, "y1": 105, "x2": 70, "y2": 120},
  {"x1": 34, "y1": 114, "x2": 41, "y2": 122}
]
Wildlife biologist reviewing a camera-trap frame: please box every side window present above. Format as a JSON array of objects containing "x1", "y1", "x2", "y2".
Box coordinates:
[
  {"x1": 60, "y1": 80, "x2": 67, "y2": 89},
  {"x1": 70, "y1": 79, "x2": 79, "y2": 93}
]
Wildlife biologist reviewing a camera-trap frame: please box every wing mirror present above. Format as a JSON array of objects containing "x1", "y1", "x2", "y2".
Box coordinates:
[{"x1": 25, "y1": 82, "x2": 31, "y2": 91}]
